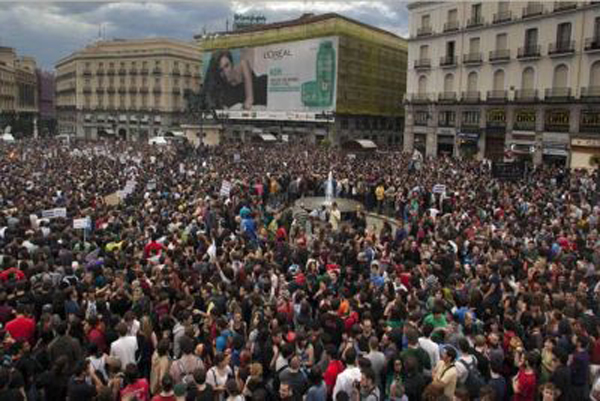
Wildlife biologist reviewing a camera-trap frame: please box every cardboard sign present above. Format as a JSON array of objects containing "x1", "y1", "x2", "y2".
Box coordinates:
[
  {"x1": 147, "y1": 180, "x2": 157, "y2": 191},
  {"x1": 73, "y1": 217, "x2": 91, "y2": 230}
]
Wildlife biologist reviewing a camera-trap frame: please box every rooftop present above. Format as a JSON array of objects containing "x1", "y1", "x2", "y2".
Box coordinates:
[{"x1": 194, "y1": 12, "x2": 404, "y2": 41}]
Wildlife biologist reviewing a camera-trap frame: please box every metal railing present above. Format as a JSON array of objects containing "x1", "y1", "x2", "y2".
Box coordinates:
[
  {"x1": 514, "y1": 89, "x2": 538, "y2": 101},
  {"x1": 548, "y1": 41, "x2": 575, "y2": 55},
  {"x1": 443, "y1": 21, "x2": 459, "y2": 32},
  {"x1": 462, "y1": 91, "x2": 481, "y2": 102},
  {"x1": 463, "y1": 52, "x2": 482, "y2": 64},
  {"x1": 493, "y1": 11, "x2": 512, "y2": 23},
  {"x1": 417, "y1": 26, "x2": 433, "y2": 36},
  {"x1": 414, "y1": 58, "x2": 431, "y2": 69},
  {"x1": 438, "y1": 92, "x2": 457, "y2": 102},
  {"x1": 522, "y1": 3, "x2": 544, "y2": 18},
  {"x1": 517, "y1": 45, "x2": 541, "y2": 58},
  {"x1": 466, "y1": 16, "x2": 485, "y2": 28},
  {"x1": 487, "y1": 90, "x2": 508, "y2": 102},
  {"x1": 553, "y1": 1, "x2": 577, "y2": 12},
  {"x1": 489, "y1": 49, "x2": 511, "y2": 61},
  {"x1": 545, "y1": 87, "x2": 572, "y2": 99},
  {"x1": 440, "y1": 55, "x2": 458, "y2": 66}
]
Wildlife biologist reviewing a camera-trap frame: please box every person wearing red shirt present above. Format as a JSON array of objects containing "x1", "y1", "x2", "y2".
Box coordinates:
[
  {"x1": 120, "y1": 364, "x2": 150, "y2": 401},
  {"x1": 86, "y1": 316, "x2": 107, "y2": 354},
  {"x1": 512, "y1": 352, "x2": 537, "y2": 401},
  {"x1": 323, "y1": 345, "x2": 345, "y2": 396},
  {"x1": 144, "y1": 235, "x2": 164, "y2": 259},
  {"x1": 5, "y1": 304, "x2": 35, "y2": 345},
  {"x1": 0, "y1": 267, "x2": 25, "y2": 282}
]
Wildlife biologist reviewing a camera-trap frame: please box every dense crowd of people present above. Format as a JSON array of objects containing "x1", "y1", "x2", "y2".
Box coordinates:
[{"x1": 0, "y1": 138, "x2": 599, "y2": 401}]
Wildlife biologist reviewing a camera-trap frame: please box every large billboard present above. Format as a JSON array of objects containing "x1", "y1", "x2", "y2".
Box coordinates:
[{"x1": 202, "y1": 36, "x2": 338, "y2": 121}]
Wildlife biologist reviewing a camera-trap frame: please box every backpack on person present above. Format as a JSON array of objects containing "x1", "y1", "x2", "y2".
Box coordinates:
[
  {"x1": 458, "y1": 357, "x2": 485, "y2": 398},
  {"x1": 178, "y1": 359, "x2": 197, "y2": 385}
]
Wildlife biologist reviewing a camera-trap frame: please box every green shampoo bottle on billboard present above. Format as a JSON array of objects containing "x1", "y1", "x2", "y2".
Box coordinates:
[{"x1": 316, "y1": 40, "x2": 335, "y2": 107}]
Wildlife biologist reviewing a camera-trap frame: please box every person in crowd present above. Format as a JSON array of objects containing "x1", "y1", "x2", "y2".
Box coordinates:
[{"x1": 0, "y1": 139, "x2": 598, "y2": 401}]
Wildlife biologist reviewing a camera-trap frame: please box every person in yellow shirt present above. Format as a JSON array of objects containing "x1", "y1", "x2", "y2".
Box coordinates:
[
  {"x1": 426, "y1": 347, "x2": 458, "y2": 399},
  {"x1": 375, "y1": 184, "x2": 385, "y2": 214}
]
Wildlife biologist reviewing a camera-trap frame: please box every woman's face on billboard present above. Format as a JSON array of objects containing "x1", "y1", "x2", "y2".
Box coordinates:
[{"x1": 219, "y1": 55, "x2": 236, "y2": 84}]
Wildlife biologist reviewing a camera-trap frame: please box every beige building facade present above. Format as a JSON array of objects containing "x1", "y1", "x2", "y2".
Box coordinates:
[
  {"x1": 404, "y1": 1, "x2": 600, "y2": 168},
  {"x1": 55, "y1": 38, "x2": 201, "y2": 140},
  {"x1": 0, "y1": 46, "x2": 38, "y2": 128}
]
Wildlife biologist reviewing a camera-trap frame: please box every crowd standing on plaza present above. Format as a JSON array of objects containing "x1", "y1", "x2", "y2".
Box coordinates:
[{"x1": 0, "y1": 138, "x2": 600, "y2": 401}]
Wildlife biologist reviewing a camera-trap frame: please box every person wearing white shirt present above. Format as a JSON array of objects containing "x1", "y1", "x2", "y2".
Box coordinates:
[
  {"x1": 333, "y1": 348, "x2": 361, "y2": 400},
  {"x1": 418, "y1": 323, "x2": 440, "y2": 377},
  {"x1": 110, "y1": 322, "x2": 138, "y2": 368}
]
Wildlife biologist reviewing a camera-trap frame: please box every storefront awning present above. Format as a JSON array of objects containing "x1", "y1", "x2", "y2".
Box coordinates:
[
  {"x1": 104, "y1": 129, "x2": 115, "y2": 135},
  {"x1": 119, "y1": 115, "x2": 127, "y2": 122}
]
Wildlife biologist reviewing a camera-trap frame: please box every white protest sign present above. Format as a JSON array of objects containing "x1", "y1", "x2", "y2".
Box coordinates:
[
  {"x1": 73, "y1": 217, "x2": 91, "y2": 230},
  {"x1": 179, "y1": 163, "x2": 185, "y2": 174},
  {"x1": 220, "y1": 181, "x2": 232, "y2": 198},
  {"x1": 41, "y1": 208, "x2": 67, "y2": 219},
  {"x1": 234, "y1": 154, "x2": 241, "y2": 163},
  {"x1": 147, "y1": 180, "x2": 157, "y2": 191},
  {"x1": 433, "y1": 184, "x2": 447, "y2": 194}
]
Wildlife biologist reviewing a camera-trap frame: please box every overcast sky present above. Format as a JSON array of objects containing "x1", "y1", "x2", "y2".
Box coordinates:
[{"x1": 0, "y1": 1, "x2": 410, "y2": 70}]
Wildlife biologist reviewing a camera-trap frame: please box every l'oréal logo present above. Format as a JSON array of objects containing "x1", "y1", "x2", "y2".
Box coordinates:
[{"x1": 263, "y1": 49, "x2": 292, "y2": 60}]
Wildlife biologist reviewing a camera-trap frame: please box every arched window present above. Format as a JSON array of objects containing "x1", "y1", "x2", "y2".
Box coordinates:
[
  {"x1": 418, "y1": 75, "x2": 428, "y2": 94},
  {"x1": 444, "y1": 73, "x2": 454, "y2": 92},
  {"x1": 553, "y1": 64, "x2": 568, "y2": 88},
  {"x1": 493, "y1": 70, "x2": 505, "y2": 91},
  {"x1": 521, "y1": 67, "x2": 535, "y2": 90},
  {"x1": 590, "y1": 61, "x2": 600, "y2": 88},
  {"x1": 467, "y1": 71, "x2": 478, "y2": 92}
]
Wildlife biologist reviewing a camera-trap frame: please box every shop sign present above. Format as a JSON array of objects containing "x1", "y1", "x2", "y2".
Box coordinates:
[
  {"x1": 571, "y1": 138, "x2": 600, "y2": 148},
  {"x1": 511, "y1": 131, "x2": 536, "y2": 143},
  {"x1": 486, "y1": 109, "x2": 506, "y2": 128},
  {"x1": 545, "y1": 109, "x2": 570, "y2": 132},
  {"x1": 514, "y1": 109, "x2": 536, "y2": 130},
  {"x1": 580, "y1": 110, "x2": 600, "y2": 133}
]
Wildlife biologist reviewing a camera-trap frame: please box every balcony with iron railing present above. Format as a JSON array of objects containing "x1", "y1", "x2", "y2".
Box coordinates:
[
  {"x1": 463, "y1": 52, "x2": 482, "y2": 65},
  {"x1": 408, "y1": 93, "x2": 431, "y2": 104},
  {"x1": 466, "y1": 16, "x2": 485, "y2": 28},
  {"x1": 153, "y1": 87, "x2": 162, "y2": 94},
  {"x1": 417, "y1": 26, "x2": 433, "y2": 37},
  {"x1": 107, "y1": 69, "x2": 115, "y2": 76},
  {"x1": 153, "y1": 68, "x2": 162, "y2": 75},
  {"x1": 440, "y1": 55, "x2": 458, "y2": 67},
  {"x1": 96, "y1": 88, "x2": 105, "y2": 94},
  {"x1": 128, "y1": 87, "x2": 138, "y2": 94},
  {"x1": 107, "y1": 87, "x2": 116, "y2": 94},
  {"x1": 183, "y1": 70, "x2": 192, "y2": 77},
  {"x1": 444, "y1": 20, "x2": 459, "y2": 32},
  {"x1": 517, "y1": 45, "x2": 541, "y2": 59},
  {"x1": 118, "y1": 87, "x2": 126, "y2": 94},
  {"x1": 487, "y1": 90, "x2": 508, "y2": 103},
  {"x1": 140, "y1": 68, "x2": 149, "y2": 75},
  {"x1": 553, "y1": 1, "x2": 577, "y2": 12},
  {"x1": 489, "y1": 49, "x2": 511, "y2": 62},
  {"x1": 129, "y1": 68, "x2": 138, "y2": 75},
  {"x1": 82, "y1": 70, "x2": 92, "y2": 77},
  {"x1": 522, "y1": 3, "x2": 544, "y2": 18},
  {"x1": 172, "y1": 69, "x2": 181, "y2": 76},
  {"x1": 545, "y1": 87, "x2": 572, "y2": 101},
  {"x1": 96, "y1": 69, "x2": 105, "y2": 76},
  {"x1": 118, "y1": 69, "x2": 127, "y2": 76},
  {"x1": 414, "y1": 58, "x2": 431, "y2": 69},
  {"x1": 585, "y1": 37, "x2": 600, "y2": 52},
  {"x1": 462, "y1": 91, "x2": 481, "y2": 103},
  {"x1": 139, "y1": 87, "x2": 149, "y2": 94},
  {"x1": 438, "y1": 92, "x2": 457, "y2": 103},
  {"x1": 493, "y1": 11, "x2": 512, "y2": 24},
  {"x1": 83, "y1": 87, "x2": 92, "y2": 94},
  {"x1": 580, "y1": 87, "x2": 600, "y2": 101},
  {"x1": 514, "y1": 89, "x2": 538, "y2": 102},
  {"x1": 548, "y1": 41, "x2": 575, "y2": 56},
  {"x1": 172, "y1": 88, "x2": 181, "y2": 94}
]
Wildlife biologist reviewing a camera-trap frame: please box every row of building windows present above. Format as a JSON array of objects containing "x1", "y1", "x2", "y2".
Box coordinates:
[
  {"x1": 83, "y1": 60, "x2": 194, "y2": 73},
  {"x1": 417, "y1": 18, "x2": 600, "y2": 67},
  {"x1": 416, "y1": 61, "x2": 600, "y2": 96}
]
